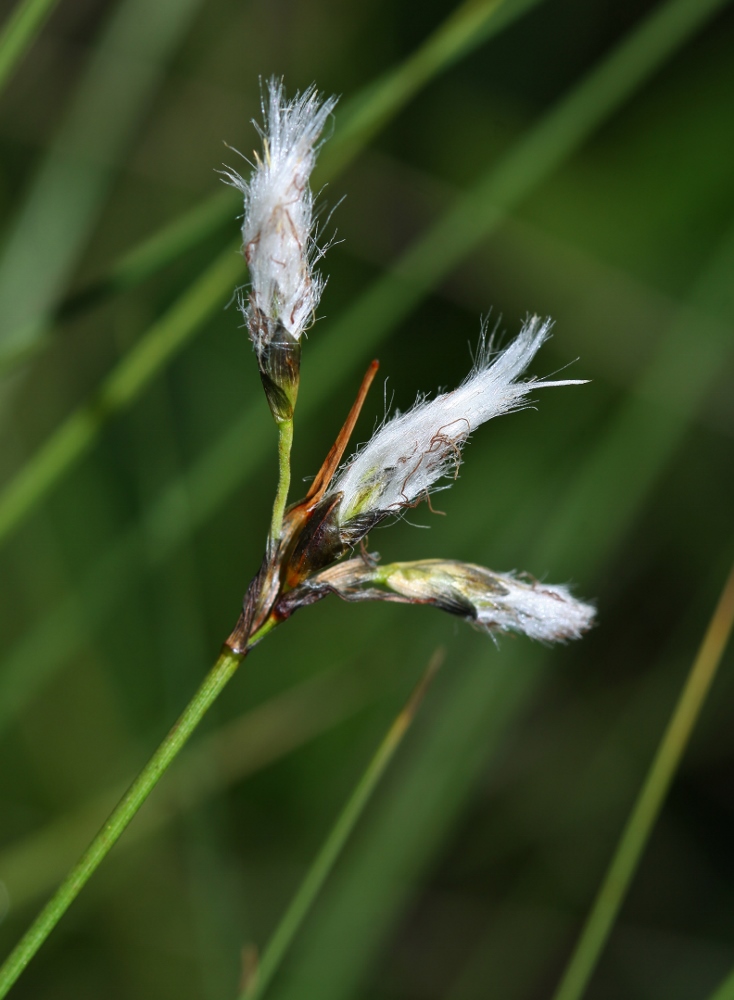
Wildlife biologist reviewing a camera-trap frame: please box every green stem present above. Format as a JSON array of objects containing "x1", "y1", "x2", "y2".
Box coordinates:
[
  {"x1": 240, "y1": 649, "x2": 444, "y2": 1000},
  {"x1": 270, "y1": 419, "x2": 294, "y2": 540},
  {"x1": 0, "y1": 0, "x2": 60, "y2": 94},
  {"x1": 550, "y1": 559, "x2": 734, "y2": 1000},
  {"x1": 0, "y1": 644, "x2": 247, "y2": 998}
]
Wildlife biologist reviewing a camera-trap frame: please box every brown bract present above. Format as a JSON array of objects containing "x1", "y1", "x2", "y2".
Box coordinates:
[{"x1": 225, "y1": 360, "x2": 380, "y2": 652}]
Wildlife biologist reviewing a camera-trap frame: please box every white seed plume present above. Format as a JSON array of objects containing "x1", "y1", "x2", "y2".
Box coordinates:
[
  {"x1": 330, "y1": 316, "x2": 586, "y2": 525},
  {"x1": 224, "y1": 79, "x2": 337, "y2": 344},
  {"x1": 309, "y1": 557, "x2": 596, "y2": 643},
  {"x1": 380, "y1": 561, "x2": 595, "y2": 642},
  {"x1": 476, "y1": 572, "x2": 595, "y2": 641}
]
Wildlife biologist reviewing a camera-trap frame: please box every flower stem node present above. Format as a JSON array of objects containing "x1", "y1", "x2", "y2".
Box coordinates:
[{"x1": 256, "y1": 319, "x2": 301, "y2": 424}]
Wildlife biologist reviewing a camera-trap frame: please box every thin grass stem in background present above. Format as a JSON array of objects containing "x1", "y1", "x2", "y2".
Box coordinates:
[
  {"x1": 0, "y1": 0, "x2": 527, "y2": 374},
  {"x1": 368, "y1": 0, "x2": 732, "y2": 322},
  {"x1": 0, "y1": 0, "x2": 59, "y2": 93},
  {"x1": 550, "y1": 559, "x2": 734, "y2": 1000},
  {"x1": 0, "y1": 248, "x2": 243, "y2": 546},
  {"x1": 0, "y1": 190, "x2": 238, "y2": 377},
  {"x1": 240, "y1": 650, "x2": 444, "y2": 1000},
  {"x1": 320, "y1": 0, "x2": 535, "y2": 177},
  {"x1": 0, "y1": 645, "x2": 247, "y2": 998},
  {"x1": 261, "y1": 645, "x2": 544, "y2": 1000},
  {"x1": 1, "y1": 0, "x2": 727, "y2": 732},
  {"x1": 535, "y1": 216, "x2": 734, "y2": 578},
  {"x1": 0, "y1": 0, "x2": 208, "y2": 363}
]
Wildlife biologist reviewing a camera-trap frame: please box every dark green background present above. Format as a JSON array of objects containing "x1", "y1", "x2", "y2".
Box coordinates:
[{"x1": 1, "y1": 0, "x2": 733, "y2": 997}]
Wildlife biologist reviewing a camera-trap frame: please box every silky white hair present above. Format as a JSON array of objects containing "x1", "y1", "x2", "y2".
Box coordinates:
[
  {"x1": 312, "y1": 557, "x2": 596, "y2": 643},
  {"x1": 379, "y1": 560, "x2": 596, "y2": 642},
  {"x1": 330, "y1": 316, "x2": 586, "y2": 524},
  {"x1": 224, "y1": 79, "x2": 338, "y2": 345},
  {"x1": 470, "y1": 571, "x2": 595, "y2": 641}
]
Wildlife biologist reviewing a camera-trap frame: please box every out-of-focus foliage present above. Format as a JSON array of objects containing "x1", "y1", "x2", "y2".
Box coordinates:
[{"x1": 0, "y1": 0, "x2": 733, "y2": 998}]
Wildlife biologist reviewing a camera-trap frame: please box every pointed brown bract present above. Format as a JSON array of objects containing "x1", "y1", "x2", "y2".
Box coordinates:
[
  {"x1": 227, "y1": 361, "x2": 382, "y2": 650},
  {"x1": 277, "y1": 359, "x2": 381, "y2": 591},
  {"x1": 306, "y1": 360, "x2": 379, "y2": 504}
]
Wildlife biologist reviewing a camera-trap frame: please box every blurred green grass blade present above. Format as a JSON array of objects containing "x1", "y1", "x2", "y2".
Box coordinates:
[
  {"x1": 369, "y1": 0, "x2": 733, "y2": 322},
  {"x1": 535, "y1": 220, "x2": 734, "y2": 579},
  {"x1": 0, "y1": 0, "x2": 59, "y2": 94},
  {"x1": 707, "y1": 967, "x2": 734, "y2": 1000},
  {"x1": 268, "y1": 641, "x2": 543, "y2": 1000},
  {"x1": 0, "y1": 246, "x2": 242, "y2": 546},
  {"x1": 4, "y1": 0, "x2": 717, "y2": 546},
  {"x1": 0, "y1": 189, "x2": 237, "y2": 377},
  {"x1": 442, "y1": 556, "x2": 731, "y2": 999},
  {"x1": 240, "y1": 650, "x2": 444, "y2": 1000},
  {"x1": 0, "y1": 0, "x2": 207, "y2": 358},
  {"x1": 1, "y1": 0, "x2": 727, "y2": 719},
  {"x1": 321, "y1": 0, "x2": 542, "y2": 177},
  {"x1": 0, "y1": 0, "x2": 532, "y2": 373},
  {"x1": 0, "y1": 668, "x2": 367, "y2": 915},
  {"x1": 550, "y1": 561, "x2": 734, "y2": 1000},
  {"x1": 249, "y1": 6, "x2": 734, "y2": 992}
]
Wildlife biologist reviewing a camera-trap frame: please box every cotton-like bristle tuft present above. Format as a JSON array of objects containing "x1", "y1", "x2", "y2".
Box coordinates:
[
  {"x1": 330, "y1": 316, "x2": 587, "y2": 526},
  {"x1": 307, "y1": 557, "x2": 596, "y2": 643},
  {"x1": 470, "y1": 571, "x2": 596, "y2": 641},
  {"x1": 224, "y1": 79, "x2": 337, "y2": 345}
]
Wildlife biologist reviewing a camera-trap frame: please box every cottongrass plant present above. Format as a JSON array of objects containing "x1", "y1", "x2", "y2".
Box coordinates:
[
  {"x1": 0, "y1": 78, "x2": 594, "y2": 997},
  {"x1": 222, "y1": 79, "x2": 594, "y2": 653}
]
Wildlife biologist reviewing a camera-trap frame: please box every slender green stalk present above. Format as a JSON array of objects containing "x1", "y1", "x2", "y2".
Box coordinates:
[
  {"x1": 240, "y1": 649, "x2": 444, "y2": 1000},
  {"x1": 0, "y1": 667, "x2": 368, "y2": 914},
  {"x1": 550, "y1": 560, "x2": 734, "y2": 1000},
  {"x1": 0, "y1": 0, "x2": 59, "y2": 93},
  {"x1": 0, "y1": 247, "x2": 242, "y2": 545},
  {"x1": 270, "y1": 419, "x2": 294, "y2": 540},
  {"x1": 0, "y1": 644, "x2": 247, "y2": 998}
]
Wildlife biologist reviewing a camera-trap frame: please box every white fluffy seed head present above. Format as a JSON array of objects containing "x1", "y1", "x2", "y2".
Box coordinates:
[
  {"x1": 224, "y1": 79, "x2": 337, "y2": 346},
  {"x1": 308, "y1": 557, "x2": 595, "y2": 642},
  {"x1": 380, "y1": 560, "x2": 596, "y2": 642},
  {"x1": 330, "y1": 316, "x2": 586, "y2": 526}
]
